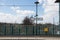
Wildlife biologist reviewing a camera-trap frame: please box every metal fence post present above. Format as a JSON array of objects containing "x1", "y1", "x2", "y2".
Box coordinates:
[
  {"x1": 4, "y1": 23, "x2": 6, "y2": 35},
  {"x1": 26, "y1": 26, "x2": 27, "y2": 35},
  {"x1": 12, "y1": 25, "x2": 13, "y2": 35},
  {"x1": 33, "y1": 26, "x2": 34, "y2": 35},
  {"x1": 19, "y1": 26, "x2": 20, "y2": 35},
  {"x1": 39, "y1": 26, "x2": 40, "y2": 35}
]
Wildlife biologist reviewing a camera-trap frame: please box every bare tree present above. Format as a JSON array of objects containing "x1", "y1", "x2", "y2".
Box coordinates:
[{"x1": 22, "y1": 16, "x2": 33, "y2": 25}]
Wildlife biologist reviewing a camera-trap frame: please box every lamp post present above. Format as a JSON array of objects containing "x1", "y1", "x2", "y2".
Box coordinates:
[
  {"x1": 55, "y1": 0, "x2": 60, "y2": 3},
  {"x1": 34, "y1": 1, "x2": 39, "y2": 35},
  {"x1": 55, "y1": 0, "x2": 60, "y2": 32}
]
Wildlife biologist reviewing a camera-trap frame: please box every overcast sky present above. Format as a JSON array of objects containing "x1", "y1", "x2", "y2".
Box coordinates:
[{"x1": 0, "y1": 0, "x2": 59, "y2": 24}]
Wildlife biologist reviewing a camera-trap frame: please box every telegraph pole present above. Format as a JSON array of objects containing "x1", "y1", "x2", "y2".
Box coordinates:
[{"x1": 34, "y1": 1, "x2": 39, "y2": 35}]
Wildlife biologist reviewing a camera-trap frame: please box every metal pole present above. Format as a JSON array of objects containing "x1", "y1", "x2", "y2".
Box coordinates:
[
  {"x1": 35, "y1": 1, "x2": 39, "y2": 35},
  {"x1": 59, "y1": 3, "x2": 60, "y2": 30},
  {"x1": 53, "y1": 17, "x2": 54, "y2": 35},
  {"x1": 19, "y1": 26, "x2": 20, "y2": 35},
  {"x1": 55, "y1": 0, "x2": 60, "y2": 36},
  {"x1": 36, "y1": 3, "x2": 38, "y2": 35},
  {"x1": 26, "y1": 26, "x2": 27, "y2": 35},
  {"x1": 12, "y1": 24, "x2": 13, "y2": 35},
  {"x1": 33, "y1": 26, "x2": 34, "y2": 35},
  {"x1": 5, "y1": 23, "x2": 6, "y2": 35}
]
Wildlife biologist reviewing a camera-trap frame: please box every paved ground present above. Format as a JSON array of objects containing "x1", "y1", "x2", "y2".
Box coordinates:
[{"x1": 0, "y1": 37, "x2": 59, "y2": 40}]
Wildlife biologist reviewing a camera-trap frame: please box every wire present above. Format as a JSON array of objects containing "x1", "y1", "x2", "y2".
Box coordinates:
[
  {"x1": 0, "y1": 5, "x2": 58, "y2": 6},
  {"x1": 0, "y1": 5, "x2": 35, "y2": 6}
]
